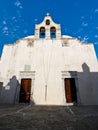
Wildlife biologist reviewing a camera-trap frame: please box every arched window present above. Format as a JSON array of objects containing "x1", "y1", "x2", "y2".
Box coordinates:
[
  {"x1": 40, "y1": 27, "x2": 45, "y2": 38},
  {"x1": 46, "y1": 19, "x2": 50, "y2": 25},
  {"x1": 50, "y1": 27, "x2": 56, "y2": 38}
]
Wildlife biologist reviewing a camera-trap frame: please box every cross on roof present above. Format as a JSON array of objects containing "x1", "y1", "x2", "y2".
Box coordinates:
[{"x1": 46, "y1": 13, "x2": 50, "y2": 16}]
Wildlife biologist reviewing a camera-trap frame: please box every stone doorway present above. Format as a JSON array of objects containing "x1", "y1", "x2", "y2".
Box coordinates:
[
  {"x1": 64, "y1": 78, "x2": 77, "y2": 103},
  {"x1": 19, "y1": 79, "x2": 32, "y2": 103}
]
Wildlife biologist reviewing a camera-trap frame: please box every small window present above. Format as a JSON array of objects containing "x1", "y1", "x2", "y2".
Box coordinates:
[
  {"x1": 50, "y1": 27, "x2": 56, "y2": 38},
  {"x1": 40, "y1": 27, "x2": 45, "y2": 38},
  {"x1": 46, "y1": 19, "x2": 50, "y2": 25}
]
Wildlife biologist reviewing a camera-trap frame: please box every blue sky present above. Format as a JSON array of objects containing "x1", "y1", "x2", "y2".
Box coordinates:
[{"x1": 0, "y1": 0, "x2": 98, "y2": 58}]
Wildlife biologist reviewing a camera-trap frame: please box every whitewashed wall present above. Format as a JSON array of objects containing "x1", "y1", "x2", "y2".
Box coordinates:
[{"x1": 0, "y1": 36, "x2": 98, "y2": 105}]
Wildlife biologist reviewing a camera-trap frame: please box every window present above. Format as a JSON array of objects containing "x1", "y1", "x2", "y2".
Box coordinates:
[
  {"x1": 40, "y1": 27, "x2": 45, "y2": 38},
  {"x1": 46, "y1": 19, "x2": 50, "y2": 25},
  {"x1": 50, "y1": 27, "x2": 56, "y2": 38}
]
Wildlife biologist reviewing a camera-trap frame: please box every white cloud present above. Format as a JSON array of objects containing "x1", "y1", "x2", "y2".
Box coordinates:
[
  {"x1": 81, "y1": 36, "x2": 89, "y2": 43},
  {"x1": 95, "y1": 8, "x2": 98, "y2": 13},
  {"x1": 82, "y1": 22, "x2": 88, "y2": 27},
  {"x1": 2, "y1": 30, "x2": 9, "y2": 35},
  {"x1": 12, "y1": 16, "x2": 16, "y2": 20},
  {"x1": 96, "y1": 26, "x2": 98, "y2": 30},
  {"x1": 94, "y1": 42, "x2": 98, "y2": 45},
  {"x1": 11, "y1": 16, "x2": 17, "y2": 22},
  {"x1": 2, "y1": 21, "x2": 6, "y2": 25},
  {"x1": 14, "y1": 0, "x2": 23, "y2": 9},
  {"x1": 94, "y1": 35, "x2": 98, "y2": 38},
  {"x1": 2, "y1": 26, "x2": 9, "y2": 35},
  {"x1": 3, "y1": 26, "x2": 8, "y2": 31},
  {"x1": 34, "y1": 19, "x2": 38, "y2": 22},
  {"x1": 77, "y1": 36, "x2": 81, "y2": 39},
  {"x1": 81, "y1": 16, "x2": 85, "y2": 19}
]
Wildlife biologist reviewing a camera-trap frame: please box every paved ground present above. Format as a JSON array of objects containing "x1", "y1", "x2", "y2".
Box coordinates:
[{"x1": 0, "y1": 105, "x2": 98, "y2": 130}]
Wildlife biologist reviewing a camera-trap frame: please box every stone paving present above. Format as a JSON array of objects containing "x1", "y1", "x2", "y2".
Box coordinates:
[{"x1": 0, "y1": 105, "x2": 98, "y2": 130}]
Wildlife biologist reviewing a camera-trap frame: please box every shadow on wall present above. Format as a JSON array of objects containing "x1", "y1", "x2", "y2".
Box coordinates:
[
  {"x1": 0, "y1": 76, "x2": 20, "y2": 104},
  {"x1": 78, "y1": 63, "x2": 98, "y2": 105},
  {"x1": 0, "y1": 82, "x2": 3, "y2": 97},
  {"x1": 0, "y1": 76, "x2": 35, "y2": 105},
  {"x1": 0, "y1": 63, "x2": 98, "y2": 105},
  {"x1": 64, "y1": 62, "x2": 98, "y2": 105}
]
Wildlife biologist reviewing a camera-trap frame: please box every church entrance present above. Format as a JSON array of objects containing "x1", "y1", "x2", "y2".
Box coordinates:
[
  {"x1": 19, "y1": 79, "x2": 32, "y2": 103},
  {"x1": 64, "y1": 78, "x2": 77, "y2": 103}
]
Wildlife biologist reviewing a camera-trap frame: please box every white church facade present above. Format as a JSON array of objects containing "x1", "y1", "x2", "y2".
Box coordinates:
[{"x1": 0, "y1": 14, "x2": 98, "y2": 105}]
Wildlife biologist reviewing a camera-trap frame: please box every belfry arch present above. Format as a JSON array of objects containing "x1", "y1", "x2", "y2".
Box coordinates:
[
  {"x1": 46, "y1": 19, "x2": 50, "y2": 25},
  {"x1": 40, "y1": 27, "x2": 45, "y2": 38},
  {"x1": 34, "y1": 14, "x2": 61, "y2": 39},
  {"x1": 50, "y1": 27, "x2": 56, "y2": 38}
]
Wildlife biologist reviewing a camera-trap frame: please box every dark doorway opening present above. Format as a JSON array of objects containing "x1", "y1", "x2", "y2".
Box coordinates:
[
  {"x1": 64, "y1": 78, "x2": 77, "y2": 103},
  {"x1": 19, "y1": 79, "x2": 32, "y2": 103}
]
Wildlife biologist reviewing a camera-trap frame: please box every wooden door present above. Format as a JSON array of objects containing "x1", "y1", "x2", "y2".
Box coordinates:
[
  {"x1": 64, "y1": 78, "x2": 77, "y2": 103},
  {"x1": 19, "y1": 79, "x2": 32, "y2": 103}
]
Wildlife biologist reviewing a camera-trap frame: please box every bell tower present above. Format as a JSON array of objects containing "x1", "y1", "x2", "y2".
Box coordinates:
[{"x1": 34, "y1": 13, "x2": 61, "y2": 39}]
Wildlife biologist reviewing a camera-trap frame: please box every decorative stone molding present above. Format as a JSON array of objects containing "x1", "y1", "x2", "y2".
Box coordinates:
[
  {"x1": 20, "y1": 71, "x2": 35, "y2": 79},
  {"x1": 27, "y1": 40, "x2": 34, "y2": 47},
  {"x1": 62, "y1": 71, "x2": 77, "y2": 79},
  {"x1": 62, "y1": 40, "x2": 69, "y2": 46},
  {"x1": 24, "y1": 65, "x2": 31, "y2": 71}
]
